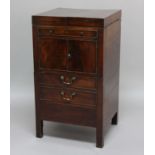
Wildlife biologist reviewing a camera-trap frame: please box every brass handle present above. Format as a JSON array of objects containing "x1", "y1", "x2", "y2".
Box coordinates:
[
  {"x1": 60, "y1": 91, "x2": 76, "y2": 101},
  {"x1": 60, "y1": 75, "x2": 76, "y2": 85}
]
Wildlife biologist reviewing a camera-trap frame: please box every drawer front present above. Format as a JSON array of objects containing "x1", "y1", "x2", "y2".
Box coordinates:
[
  {"x1": 39, "y1": 72, "x2": 96, "y2": 90},
  {"x1": 38, "y1": 27, "x2": 97, "y2": 38},
  {"x1": 40, "y1": 102, "x2": 96, "y2": 127},
  {"x1": 40, "y1": 86, "x2": 96, "y2": 108}
]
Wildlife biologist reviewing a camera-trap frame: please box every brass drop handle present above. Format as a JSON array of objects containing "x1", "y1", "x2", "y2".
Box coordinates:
[
  {"x1": 60, "y1": 75, "x2": 76, "y2": 85},
  {"x1": 60, "y1": 91, "x2": 76, "y2": 101}
]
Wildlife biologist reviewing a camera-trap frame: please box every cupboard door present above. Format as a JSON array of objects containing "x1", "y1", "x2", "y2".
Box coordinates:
[
  {"x1": 38, "y1": 38, "x2": 67, "y2": 70},
  {"x1": 68, "y1": 40, "x2": 97, "y2": 73}
]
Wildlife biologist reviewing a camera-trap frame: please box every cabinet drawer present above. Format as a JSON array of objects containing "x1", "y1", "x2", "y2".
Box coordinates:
[
  {"x1": 39, "y1": 72, "x2": 96, "y2": 90},
  {"x1": 40, "y1": 102, "x2": 96, "y2": 127},
  {"x1": 38, "y1": 27, "x2": 97, "y2": 38},
  {"x1": 40, "y1": 86, "x2": 96, "y2": 108}
]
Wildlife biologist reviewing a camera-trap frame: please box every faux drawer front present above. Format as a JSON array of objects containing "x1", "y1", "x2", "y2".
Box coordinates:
[
  {"x1": 40, "y1": 86, "x2": 96, "y2": 108},
  {"x1": 39, "y1": 72, "x2": 96, "y2": 90},
  {"x1": 40, "y1": 102, "x2": 96, "y2": 127},
  {"x1": 38, "y1": 27, "x2": 97, "y2": 38}
]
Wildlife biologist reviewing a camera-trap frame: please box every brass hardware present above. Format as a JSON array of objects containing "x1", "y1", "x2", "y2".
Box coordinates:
[
  {"x1": 62, "y1": 97, "x2": 71, "y2": 101},
  {"x1": 60, "y1": 91, "x2": 64, "y2": 96},
  {"x1": 63, "y1": 81, "x2": 71, "y2": 85},
  {"x1": 71, "y1": 76, "x2": 76, "y2": 81},
  {"x1": 60, "y1": 75, "x2": 64, "y2": 80},
  {"x1": 67, "y1": 53, "x2": 71, "y2": 58},
  {"x1": 71, "y1": 92, "x2": 76, "y2": 96},
  {"x1": 60, "y1": 75, "x2": 76, "y2": 85},
  {"x1": 60, "y1": 91, "x2": 76, "y2": 101}
]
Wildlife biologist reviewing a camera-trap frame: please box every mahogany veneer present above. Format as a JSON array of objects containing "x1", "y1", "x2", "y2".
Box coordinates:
[{"x1": 32, "y1": 8, "x2": 121, "y2": 148}]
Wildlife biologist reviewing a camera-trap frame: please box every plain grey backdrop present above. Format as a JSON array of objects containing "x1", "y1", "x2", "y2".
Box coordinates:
[{"x1": 11, "y1": 0, "x2": 144, "y2": 155}]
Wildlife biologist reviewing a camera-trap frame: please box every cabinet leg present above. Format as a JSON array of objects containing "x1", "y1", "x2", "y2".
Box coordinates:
[
  {"x1": 96, "y1": 128, "x2": 104, "y2": 148},
  {"x1": 36, "y1": 120, "x2": 43, "y2": 138},
  {"x1": 112, "y1": 112, "x2": 118, "y2": 125}
]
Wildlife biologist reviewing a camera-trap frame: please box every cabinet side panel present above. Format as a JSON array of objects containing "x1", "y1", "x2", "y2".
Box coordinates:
[
  {"x1": 32, "y1": 25, "x2": 39, "y2": 113},
  {"x1": 103, "y1": 20, "x2": 121, "y2": 134},
  {"x1": 96, "y1": 28, "x2": 104, "y2": 147},
  {"x1": 32, "y1": 25, "x2": 43, "y2": 136}
]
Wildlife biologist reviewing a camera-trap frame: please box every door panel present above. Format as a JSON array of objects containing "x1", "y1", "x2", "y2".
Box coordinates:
[
  {"x1": 68, "y1": 40, "x2": 96, "y2": 73},
  {"x1": 39, "y1": 38, "x2": 67, "y2": 70}
]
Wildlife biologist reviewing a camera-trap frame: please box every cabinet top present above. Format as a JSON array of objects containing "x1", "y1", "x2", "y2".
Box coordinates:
[
  {"x1": 32, "y1": 8, "x2": 121, "y2": 27},
  {"x1": 34, "y1": 8, "x2": 121, "y2": 19}
]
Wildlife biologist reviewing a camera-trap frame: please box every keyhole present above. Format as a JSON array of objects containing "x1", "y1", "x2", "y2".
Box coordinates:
[{"x1": 67, "y1": 53, "x2": 71, "y2": 58}]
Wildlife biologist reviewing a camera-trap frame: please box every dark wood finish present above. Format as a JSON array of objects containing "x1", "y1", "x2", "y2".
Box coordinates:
[
  {"x1": 68, "y1": 40, "x2": 97, "y2": 73},
  {"x1": 38, "y1": 38, "x2": 67, "y2": 70},
  {"x1": 40, "y1": 102, "x2": 96, "y2": 127},
  {"x1": 33, "y1": 25, "x2": 44, "y2": 138},
  {"x1": 38, "y1": 27, "x2": 97, "y2": 38},
  {"x1": 112, "y1": 112, "x2": 118, "y2": 125},
  {"x1": 32, "y1": 8, "x2": 121, "y2": 27},
  {"x1": 39, "y1": 71, "x2": 97, "y2": 90},
  {"x1": 32, "y1": 8, "x2": 121, "y2": 148},
  {"x1": 103, "y1": 20, "x2": 121, "y2": 135},
  {"x1": 96, "y1": 28, "x2": 104, "y2": 147},
  {"x1": 40, "y1": 86, "x2": 96, "y2": 108},
  {"x1": 32, "y1": 16, "x2": 67, "y2": 26}
]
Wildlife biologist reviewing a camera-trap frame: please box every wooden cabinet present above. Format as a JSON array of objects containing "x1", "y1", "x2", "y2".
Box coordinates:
[{"x1": 32, "y1": 8, "x2": 121, "y2": 148}]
